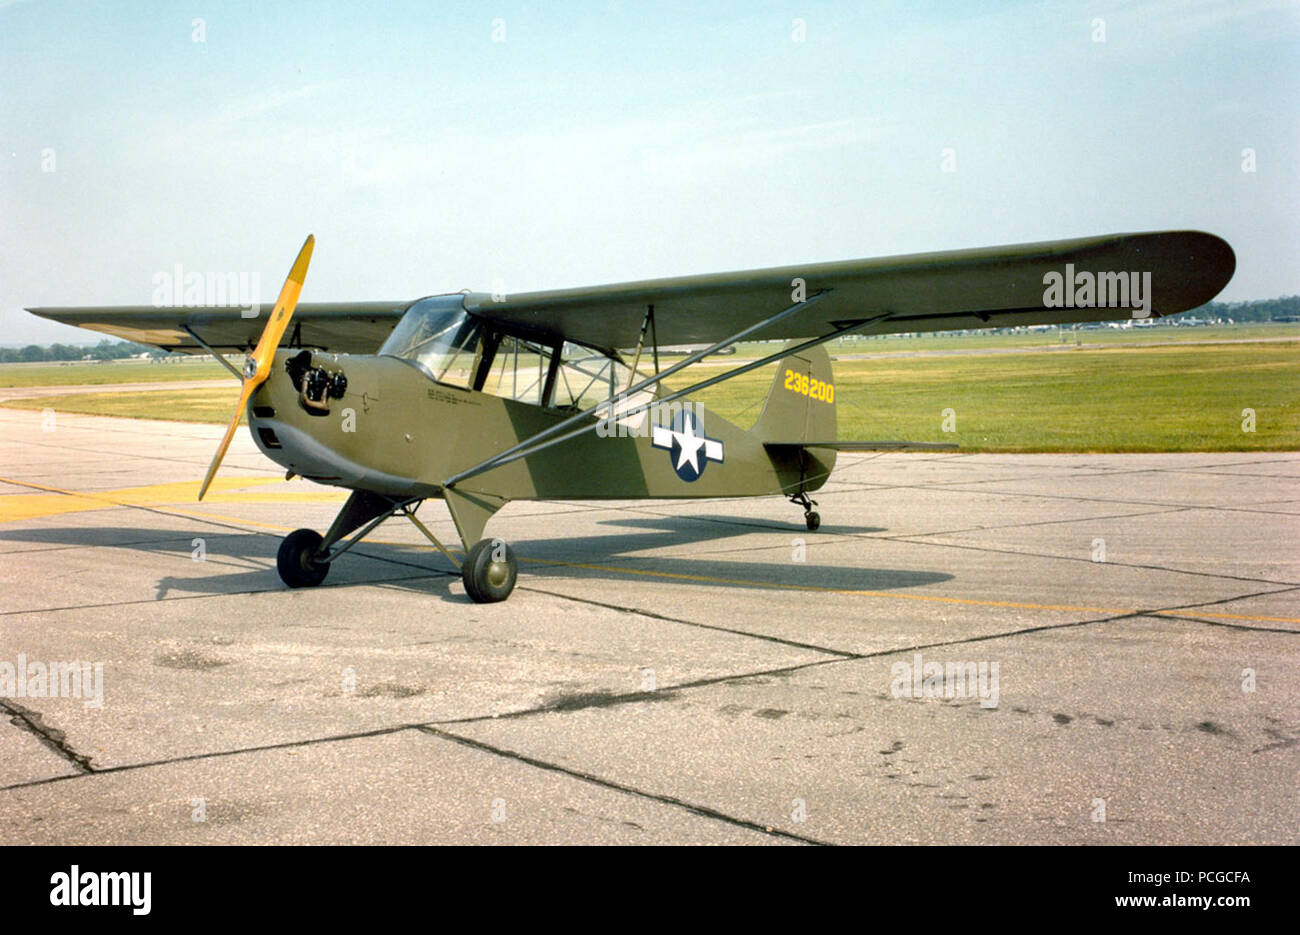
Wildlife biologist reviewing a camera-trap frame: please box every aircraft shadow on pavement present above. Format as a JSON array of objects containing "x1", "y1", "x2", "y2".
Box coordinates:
[
  {"x1": 0, "y1": 513, "x2": 949, "y2": 603},
  {"x1": 491, "y1": 512, "x2": 947, "y2": 594},
  {"x1": 591, "y1": 513, "x2": 886, "y2": 536}
]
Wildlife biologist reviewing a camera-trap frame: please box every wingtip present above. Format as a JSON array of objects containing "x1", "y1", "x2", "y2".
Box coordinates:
[{"x1": 1182, "y1": 229, "x2": 1236, "y2": 305}]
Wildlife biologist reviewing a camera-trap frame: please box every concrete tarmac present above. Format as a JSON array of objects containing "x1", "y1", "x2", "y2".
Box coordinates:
[{"x1": 0, "y1": 407, "x2": 1296, "y2": 844}]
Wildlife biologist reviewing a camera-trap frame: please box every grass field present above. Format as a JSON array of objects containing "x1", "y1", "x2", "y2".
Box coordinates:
[
  {"x1": 0, "y1": 358, "x2": 229, "y2": 387},
  {"x1": 734, "y1": 321, "x2": 1300, "y2": 357},
  {"x1": 689, "y1": 341, "x2": 1299, "y2": 452},
  {"x1": 7, "y1": 388, "x2": 246, "y2": 425},
  {"x1": 4, "y1": 330, "x2": 1297, "y2": 452}
]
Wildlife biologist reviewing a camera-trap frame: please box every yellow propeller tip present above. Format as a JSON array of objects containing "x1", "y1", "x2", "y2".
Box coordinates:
[{"x1": 287, "y1": 236, "x2": 315, "y2": 285}]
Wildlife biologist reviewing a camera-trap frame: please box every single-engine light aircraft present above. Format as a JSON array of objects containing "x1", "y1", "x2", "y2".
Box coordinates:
[{"x1": 29, "y1": 231, "x2": 1234, "y2": 602}]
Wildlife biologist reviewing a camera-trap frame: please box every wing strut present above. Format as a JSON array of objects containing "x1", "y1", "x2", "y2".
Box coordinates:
[
  {"x1": 443, "y1": 307, "x2": 897, "y2": 491},
  {"x1": 443, "y1": 290, "x2": 836, "y2": 489},
  {"x1": 180, "y1": 324, "x2": 243, "y2": 380},
  {"x1": 625, "y1": 303, "x2": 653, "y2": 392},
  {"x1": 650, "y1": 303, "x2": 660, "y2": 376}
]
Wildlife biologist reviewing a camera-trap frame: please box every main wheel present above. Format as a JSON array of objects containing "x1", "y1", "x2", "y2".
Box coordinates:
[
  {"x1": 277, "y1": 528, "x2": 330, "y2": 588},
  {"x1": 461, "y1": 538, "x2": 517, "y2": 603},
  {"x1": 805, "y1": 511, "x2": 821, "y2": 531}
]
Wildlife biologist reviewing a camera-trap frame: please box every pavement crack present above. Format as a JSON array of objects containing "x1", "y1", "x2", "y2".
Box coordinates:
[
  {"x1": 1252, "y1": 735, "x2": 1300, "y2": 755},
  {"x1": 1, "y1": 700, "x2": 95, "y2": 773},
  {"x1": 1141, "y1": 612, "x2": 1300, "y2": 635},
  {"x1": 869, "y1": 534, "x2": 1300, "y2": 589},
  {"x1": 517, "y1": 583, "x2": 857, "y2": 658},
  {"x1": 435, "y1": 612, "x2": 1154, "y2": 730},
  {"x1": 415, "y1": 724, "x2": 830, "y2": 845},
  {"x1": 1151, "y1": 584, "x2": 1300, "y2": 616},
  {"x1": 1136, "y1": 586, "x2": 1300, "y2": 632},
  {"x1": 0, "y1": 722, "x2": 420, "y2": 792},
  {"x1": 896, "y1": 506, "x2": 1192, "y2": 540}
]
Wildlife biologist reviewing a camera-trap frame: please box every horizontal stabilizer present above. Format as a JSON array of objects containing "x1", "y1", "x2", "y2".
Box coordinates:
[{"x1": 764, "y1": 441, "x2": 959, "y2": 452}]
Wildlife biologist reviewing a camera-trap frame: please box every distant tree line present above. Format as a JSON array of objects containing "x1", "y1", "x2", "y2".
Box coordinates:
[
  {"x1": 1178, "y1": 295, "x2": 1300, "y2": 322},
  {"x1": 0, "y1": 339, "x2": 167, "y2": 364}
]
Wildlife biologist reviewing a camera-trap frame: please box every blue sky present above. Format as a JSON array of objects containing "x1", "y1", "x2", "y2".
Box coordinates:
[{"x1": 2, "y1": 0, "x2": 1297, "y2": 343}]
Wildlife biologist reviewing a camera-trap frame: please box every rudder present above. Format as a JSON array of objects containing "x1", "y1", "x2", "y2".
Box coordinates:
[{"x1": 751, "y1": 342, "x2": 837, "y2": 444}]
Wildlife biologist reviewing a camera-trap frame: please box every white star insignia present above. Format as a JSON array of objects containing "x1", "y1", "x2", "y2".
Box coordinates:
[
  {"x1": 674, "y1": 419, "x2": 707, "y2": 473},
  {"x1": 652, "y1": 413, "x2": 724, "y2": 479}
]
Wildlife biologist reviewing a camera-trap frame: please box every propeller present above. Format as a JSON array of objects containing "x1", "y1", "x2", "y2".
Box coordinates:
[{"x1": 198, "y1": 234, "x2": 315, "y2": 500}]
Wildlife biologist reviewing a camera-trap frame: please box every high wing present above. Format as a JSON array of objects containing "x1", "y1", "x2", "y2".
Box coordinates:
[
  {"x1": 463, "y1": 230, "x2": 1234, "y2": 352},
  {"x1": 28, "y1": 230, "x2": 1233, "y2": 357},
  {"x1": 25, "y1": 301, "x2": 411, "y2": 354}
]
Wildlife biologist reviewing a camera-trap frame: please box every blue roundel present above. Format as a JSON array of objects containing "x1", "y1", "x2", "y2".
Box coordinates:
[{"x1": 651, "y1": 408, "x2": 724, "y2": 482}]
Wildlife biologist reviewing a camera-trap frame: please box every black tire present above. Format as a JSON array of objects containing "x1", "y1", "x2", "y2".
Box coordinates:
[
  {"x1": 461, "y1": 538, "x2": 517, "y2": 603},
  {"x1": 805, "y1": 511, "x2": 821, "y2": 531},
  {"x1": 277, "y1": 528, "x2": 330, "y2": 588}
]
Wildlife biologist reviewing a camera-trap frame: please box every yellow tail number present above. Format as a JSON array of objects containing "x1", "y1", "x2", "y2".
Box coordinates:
[{"x1": 783, "y1": 368, "x2": 834, "y2": 404}]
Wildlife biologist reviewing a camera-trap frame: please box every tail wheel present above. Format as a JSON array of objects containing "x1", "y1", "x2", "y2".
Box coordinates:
[
  {"x1": 461, "y1": 538, "x2": 517, "y2": 603},
  {"x1": 790, "y1": 491, "x2": 820, "y2": 531},
  {"x1": 277, "y1": 528, "x2": 330, "y2": 588}
]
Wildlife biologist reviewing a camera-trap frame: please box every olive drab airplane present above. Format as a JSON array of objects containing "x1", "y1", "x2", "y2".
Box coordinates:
[{"x1": 29, "y1": 230, "x2": 1234, "y2": 602}]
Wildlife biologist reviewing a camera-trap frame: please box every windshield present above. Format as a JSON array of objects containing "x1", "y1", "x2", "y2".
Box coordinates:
[{"x1": 378, "y1": 296, "x2": 483, "y2": 388}]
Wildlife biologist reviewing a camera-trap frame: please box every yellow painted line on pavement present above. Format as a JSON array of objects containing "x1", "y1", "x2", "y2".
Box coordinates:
[{"x1": 0, "y1": 474, "x2": 342, "y2": 523}]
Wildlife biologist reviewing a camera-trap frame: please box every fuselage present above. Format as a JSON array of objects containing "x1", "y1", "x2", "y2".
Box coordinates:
[{"x1": 248, "y1": 348, "x2": 818, "y2": 504}]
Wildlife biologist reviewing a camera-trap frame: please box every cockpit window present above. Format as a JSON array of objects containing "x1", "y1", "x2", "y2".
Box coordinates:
[
  {"x1": 551, "y1": 341, "x2": 624, "y2": 410},
  {"x1": 480, "y1": 334, "x2": 552, "y2": 405},
  {"x1": 550, "y1": 342, "x2": 657, "y2": 435},
  {"x1": 378, "y1": 296, "x2": 483, "y2": 388},
  {"x1": 380, "y1": 299, "x2": 658, "y2": 419}
]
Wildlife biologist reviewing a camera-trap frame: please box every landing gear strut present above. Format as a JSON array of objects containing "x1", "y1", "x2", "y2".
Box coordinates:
[
  {"x1": 272, "y1": 490, "x2": 518, "y2": 602},
  {"x1": 790, "y1": 490, "x2": 820, "y2": 531}
]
